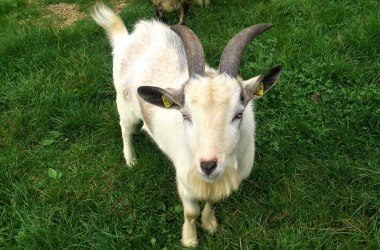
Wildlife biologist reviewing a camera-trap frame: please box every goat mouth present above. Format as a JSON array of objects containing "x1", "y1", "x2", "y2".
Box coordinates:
[
  {"x1": 203, "y1": 174, "x2": 218, "y2": 182},
  {"x1": 199, "y1": 169, "x2": 223, "y2": 182}
]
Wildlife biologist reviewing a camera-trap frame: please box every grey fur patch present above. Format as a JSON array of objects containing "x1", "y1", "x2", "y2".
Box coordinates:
[{"x1": 138, "y1": 97, "x2": 154, "y2": 133}]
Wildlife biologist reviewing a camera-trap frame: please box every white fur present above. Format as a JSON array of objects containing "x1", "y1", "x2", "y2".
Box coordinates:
[{"x1": 92, "y1": 3, "x2": 277, "y2": 247}]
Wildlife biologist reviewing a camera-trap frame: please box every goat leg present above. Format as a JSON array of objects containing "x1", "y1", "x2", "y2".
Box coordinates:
[
  {"x1": 155, "y1": 6, "x2": 165, "y2": 22},
  {"x1": 178, "y1": 2, "x2": 189, "y2": 25}
]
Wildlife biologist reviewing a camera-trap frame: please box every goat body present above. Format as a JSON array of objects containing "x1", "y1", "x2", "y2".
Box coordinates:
[{"x1": 93, "y1": 3, "x2": 281, "y2": 247}]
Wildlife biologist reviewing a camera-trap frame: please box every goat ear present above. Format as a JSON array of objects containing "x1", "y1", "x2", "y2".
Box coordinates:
[
  {"x1": 241, "y1": 65, "x2": 282, "y2": 104},
  {"x1": 137, "y1": 86, "x2": 183, "y2": 110}
]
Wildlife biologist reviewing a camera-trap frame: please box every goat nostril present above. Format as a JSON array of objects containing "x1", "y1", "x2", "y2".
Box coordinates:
[{"x1": 200, "y1": 160, "x2": 217, "y2": 175}]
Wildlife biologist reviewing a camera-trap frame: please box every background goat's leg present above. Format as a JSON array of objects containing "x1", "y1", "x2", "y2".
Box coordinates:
[
  {"x1": 178, "y1": 3, "x2": 189, "y2": 25},
  {"x1": 155, "y1": 6, "x2": 165, "y2": 22}
]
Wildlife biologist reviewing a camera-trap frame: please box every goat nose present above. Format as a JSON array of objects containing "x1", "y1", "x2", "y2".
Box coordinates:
[{"x1": 200, "y1": 160, "x2": 217, "y2": 175}]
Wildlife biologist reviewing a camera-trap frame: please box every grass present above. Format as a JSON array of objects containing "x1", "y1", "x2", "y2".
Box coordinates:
[{"x1": 1, "y1": 0, "x2": 379, "y2": 248}]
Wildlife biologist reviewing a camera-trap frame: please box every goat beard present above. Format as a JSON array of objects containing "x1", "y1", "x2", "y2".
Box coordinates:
[{"x1": 186, "y1": 156, "x2": 242, "y2": 201}]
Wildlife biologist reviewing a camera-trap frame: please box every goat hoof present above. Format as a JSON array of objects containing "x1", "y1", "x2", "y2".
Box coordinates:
[
  {"x1": 201, "y1": 217, "x2": 218, "y2": 234},
  {"x1": 124, "y1": 157, "x2": 136, "y2": 167},
  {"x1": 181, "y1": 237, "x2": 198, "y2": 248}
]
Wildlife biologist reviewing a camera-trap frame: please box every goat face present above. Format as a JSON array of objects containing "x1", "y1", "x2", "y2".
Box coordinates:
[
  {"x1": 138, "y1": 65, "x2": 281, "y2": 181},
  {"x1": 181, "y1": 75, "x2": 245, "y2": 180},
  {"x1": 138, "y1": 76, "x2": 243, "y2": 181}
]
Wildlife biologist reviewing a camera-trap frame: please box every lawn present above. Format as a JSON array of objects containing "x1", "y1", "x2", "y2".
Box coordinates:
[{"x1": 1, "y1": 0, "x2": 379, "y2": 248}]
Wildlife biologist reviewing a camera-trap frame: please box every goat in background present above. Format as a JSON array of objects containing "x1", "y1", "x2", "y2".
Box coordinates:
[{"x1": 153, "y1": 0, "x2": 209, "y2": 24}]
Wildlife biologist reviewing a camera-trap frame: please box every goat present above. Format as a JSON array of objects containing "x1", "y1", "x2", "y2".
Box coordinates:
[
  {"x1": 92, "y1": 2, "x2": 281, "y2": 247},
  {"x1": 152, "y1": 0, "x2": 209, "y2": 25}
]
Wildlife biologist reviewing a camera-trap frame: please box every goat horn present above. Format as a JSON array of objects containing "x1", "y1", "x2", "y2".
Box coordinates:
[
  {"x1": 219, "y1": 23, "x2": 273, "y2": 78},
  {"x1": 171, "y1": 24, "x2": 205, "y2": 78}
]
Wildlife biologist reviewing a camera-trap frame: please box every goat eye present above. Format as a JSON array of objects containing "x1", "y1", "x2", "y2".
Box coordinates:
[{"x1": 233, "y1": 112, "x2": 243, "y2": 121}]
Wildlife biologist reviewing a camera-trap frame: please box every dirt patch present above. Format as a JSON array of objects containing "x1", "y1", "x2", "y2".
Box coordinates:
[
  {"x1": 22, "y1": 1, "x2": 131, "y2": 29},
  {"x1": 46, "y1": 3, "x2": 86, "y2": 28},
  {"x1": 311, "y1": 92, "x2": 321, "y2": 102}
]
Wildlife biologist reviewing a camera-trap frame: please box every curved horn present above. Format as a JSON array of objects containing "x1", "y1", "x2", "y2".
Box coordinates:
[
  {"x1": 171, "y1": 24, "x2": 205, "y2": 78},
  {"x1": 219, "y1": 23, "x2": 273, "y2": 78}
]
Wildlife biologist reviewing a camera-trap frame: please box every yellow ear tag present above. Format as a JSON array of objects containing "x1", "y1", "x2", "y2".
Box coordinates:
[
  {"x1": 162, "y1": 95, "x2": 173, "y2": 108},
  {"x1": 256, "y1": 82, "x2": 264, "y2": 96}
]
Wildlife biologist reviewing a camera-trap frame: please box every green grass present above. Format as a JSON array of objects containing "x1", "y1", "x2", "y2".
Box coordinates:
[{"x1": 1, "y1": 0, "x2": 379, "y2": 248}]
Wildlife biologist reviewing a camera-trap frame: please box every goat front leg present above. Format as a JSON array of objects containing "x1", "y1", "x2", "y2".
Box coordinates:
[
  {"x1": 181, "y1": 196, "x2": 200, "y2": 247},
  {"x1": 201, "y1": 201, "x2": 218, "y2": 233}
]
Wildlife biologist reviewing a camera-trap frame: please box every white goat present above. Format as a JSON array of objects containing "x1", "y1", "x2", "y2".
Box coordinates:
[
  {"x1": 152, "y1": 0, "x2": 209, "y2": 24},
  {"x1": 92, "y1": 2, "x2": 281, "y2": 247}
]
